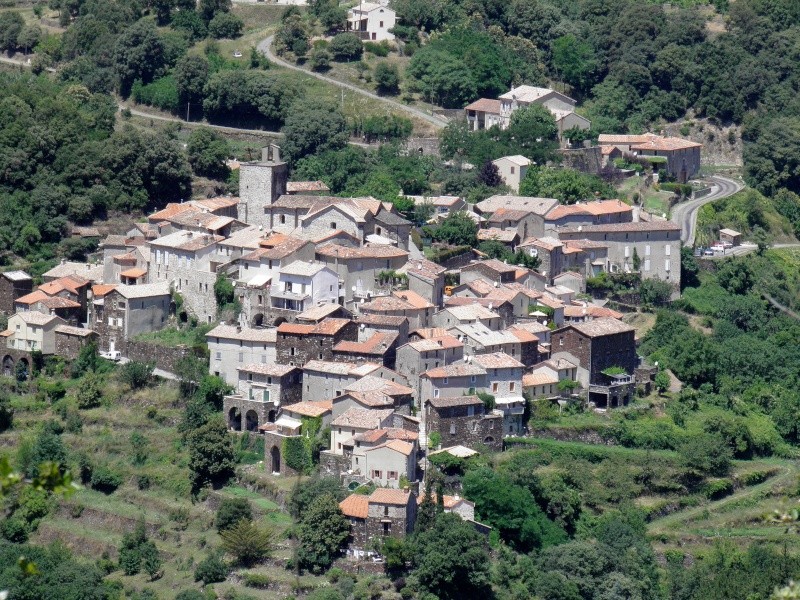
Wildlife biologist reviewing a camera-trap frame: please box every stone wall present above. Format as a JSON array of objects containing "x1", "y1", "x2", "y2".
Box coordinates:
[
  {"x1": 319, "y1": 451, "x2": 351, "y2": 479},
  {"x1": 425, "y1": 406, "x2": 503, "y2": 452},
  {"x1": 223, "y1": 394, "x2": 278, "y2": 432},
  {"x1": 559, "y1": 146, "x2": 603, "y2": 174},
  {"x1": 263, "y1": 431, "x2": 301, "y2": 477},
  {"x1": 404, "y1": 137, "x2": 441, "y2": 157},
  {"x1": 122, "y1": 340, "x2": 194, "y2": 374},
  {"x1": 55, "y1": 332, "x2": 98, "y2": 360},
  {"x1": 276, "y1": 322, "x2": 358, "y2": 367}
]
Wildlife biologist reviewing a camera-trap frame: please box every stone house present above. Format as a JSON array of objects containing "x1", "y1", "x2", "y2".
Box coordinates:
[
  {"x1": 477, "y1": 228, "x2": 520, "y2": 251},
  {"x1": 420, "y1": 363, "x2": 488, "y2": 402},
  {"x1": 332, "y1": 331, "x2": 399, "y2": 368},
  {"x1": 339, "y1": 489, "x2": 417, "y2": 556},
  {"x1": 485, "y1": 208, "x2": 545, "y2": 241},
  {"x1": 90, "y1": 282, "x2": 171, "y2": 353},
  {"x1": 237, "y1": 144, "x2": 289, "y2": 229},
  {"x1": 556, "y1": 221, "x2": 682, "y2": 295},
  {"x1": 206, "y1": 325, "x2": 277, "y2": 387},
  {"x1": 423, "y1": 396, "x2": 502, "y2": 452},
  {"x1": 397, "y1": 258, "x2": 447, "y2": 309},
  {"x1": 417, "y1": 494, "x2": 475, "y2": 522},
  {"x1": 492, "y1": 155, "x2": 531, "y2": 193},
  {"x1": 518, "y1": 237, "x2": 564, "y2": 283},
  {"x1": 560, "y1": 239, "x2": 610, "y2": 278},
  {"x1": 534, "y1": 295, "x2": 566, "y2": 327},
  {"x1": 372, "y1": 208, "x2": 411, "y2": 250},
  {"x1": 498, "y1": 85, "x2": 590, "y2": 138},
  {"x1": 450, "y1": 323, "x2": 522, "y2": 360},
  {"x1": 14, "y1": 291, "x2": 82, "y2": 326},
  {"x1": 353, "y1": 314, "x2": 410, "y2": 346},
  {"x1": 550, "y1": 318, "x2": 637, "y2": 408},
  {"x1": 553, "y1": 271, "x2": 585, "y2": 294},
  {"x1": 472, "y1": 352, "x2": 525, "y2": 435},
  {"x1": 330, "y1": 407, "x2": 394, "y2": 456},
  {"x1": 346, "y1": 2, "x2": 396, "y2": 41},
  {"x1": 300, "y1": 360, "x2": 381, "y2": 402},
  {"x1": 0, "y1": 271, "x2": 32, "y2": 315},
  {"x1": 271, "y1": 261, "x2": 339, "y2": 313},
  {"x1": 506, "y1": 326, "x2": 541, "y2": 368},
  {"x1": 54, "y1": 325, "x2": 98, "y2": 360},
  {"x1": 223, "y1": 364, "x2": 301, "y2": 432},
  {"x1": 276, "y1": 318, "x2": 357, "y2": 367},
  {"x1": 434, "y1": 303, "x2": 504, "y2": 331},
  {"x1": 597, "y1": 134, "x2": 702, "y2": 182},
  {"x1": 363, "y1": 439, "x2": 417, "y2": 488},
  {"x1": 4, "y1": 311, "x2": 65, "y2": 354},
  {"x1": 148, "y1": 230, "x2": 223, "y2": 324},
  {"x1": 475, "y1": 195, "x2": 559, "y2": 219},
  {"x1": 460, "y1": 259, "x2": 518, "y2": 286},
  {"x1": 358, "y1": 292, "x2": 432, "y2": 331},
  {"x1": 406, "y1": 195, "x2": 467, "y2": 220},
  {"x1": 315, "y1": 243, "x2": 409, "y2": 305},
  {"x1": 332, "y1": 376, "x2": 414, "y2": 418},
  {"x1": 395, "y1": 335, "x2": 464, "y2": 399},
  {"x1": 37, "y1": 275, "x2": 91, "y2": 321},
  {"x1": 237, "y1": 237, "x2": 315, "y2": 287},
  {"x1": 42, "y1": 261, "x2": 103, "y2": 285},
  {"x1": 280, "y1": 400, "x2": 333, "y2": 429},
  {"x1": 296, "y1": 303, "x2": 352, "y2": 324},
  {"x1": 523, "y1": 370, "x2": 560, "y2": 399},
  {"x1": 464, "y1": 98, "x2": 503, "y2": 131}
]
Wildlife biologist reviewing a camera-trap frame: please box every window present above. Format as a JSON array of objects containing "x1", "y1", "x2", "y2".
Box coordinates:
[
  {"x1": 492, "y1": 382, "x2": 499, "y2": 393},
  {"x1": 280, "y1": 215, "x2": 286, "y2": 224},
  {"x1": 450, "y1": 423, "x2": 456, "y2": 435},
  {"x1": 118, "y1": 301, "x2": 126, "y2": 309},
  {"x1": 379, "y1": 20, "x2": 384, "y2": 27},
  {"x1": 467, "y1": 406, "x2": 474, "y2": 417},
  {"x1": 388, "y1": 470, "x2": 398, "y2": 480},
  {"x1": 215, "y1": 351, "x2": 221, "y2": 360},
  {"x1": 624, "y1": 246, "x2": 630, "y2": 258},
  {"x1": 372, "y1": 470, "x2": 382, "y2": 479},
  {"x1": 330, "y1": 222, "x2": 337, "y2": 229},
  {"x1": 665, "y1": 244, "x2": 671, "y2": 256},
  {"x1": 470, "y1": 375, "x2": 476, "y2": 383},
  {"x1": 644, "y1": 259, "x2": 651, "y2": 272},
  {"x1": 443, "y1": 377, "x2": 448, "y2": 384},
  {"x1": 247, "y1": 373, "x2": 253, "y2": 381},
  {"x1": 559, "y1": 338, "x2": 563, "y2": 346},
  {"x1": 510, "y1": 382, "x2": 516, "y2": 392},
  {"x1": 645, "y1": 245, "x2": 651, "y2": 256},
  {"x1": 665, "y1": 259, "x2": 671, "y2": 272},
  {"x1": 290, "y1": 347, "x2": 296, "y2": 356},
  {"x1": 238, "y1": 352, "x2": 244, "y2": 362},
  {"x1": 510, "y1": 166, "x2": 515, "y2": 174},
  {"x1": 433, "y1": 389, "x2": 439, "y2": 398}
]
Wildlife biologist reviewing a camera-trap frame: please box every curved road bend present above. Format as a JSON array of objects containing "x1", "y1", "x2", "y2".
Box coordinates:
[
  {"x1": 670, "y1": 175, "x2": 743, "y2": 246},
  {"x1": 258, "y1": 34, "x2": 449, "y2": 129}
]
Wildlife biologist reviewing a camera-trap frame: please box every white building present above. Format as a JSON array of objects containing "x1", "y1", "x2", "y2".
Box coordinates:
[
  {"x1": 346, "y1": 2, "x2": 396, "y2": 41},
  {"x1": 272, "y1": 261, "x2": 339, "y2": 313},
  {"x1": 206, "y1": 325, "x2": 277, "y2": 386},
  {"x1": 492, "y1": 155, "x2": 531, "y2": 193}
]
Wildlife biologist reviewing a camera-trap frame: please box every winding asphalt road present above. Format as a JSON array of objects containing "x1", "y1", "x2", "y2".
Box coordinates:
[
  {"x1": 257, "y1": 34, "x2": 449, "y2": 129},
  {"x1": 670, "y1": 175, "x2": 743, "y2": 246}
]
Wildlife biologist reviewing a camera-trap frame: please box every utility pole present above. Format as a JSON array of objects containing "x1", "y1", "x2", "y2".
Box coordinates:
[{"x1": 186, "y1": 101, "x2": 190, "y2": 123}]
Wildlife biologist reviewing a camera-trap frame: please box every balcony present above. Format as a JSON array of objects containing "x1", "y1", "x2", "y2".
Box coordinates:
[{"x1": 270, "y1": 288, "x2": 309, "y2": 302}]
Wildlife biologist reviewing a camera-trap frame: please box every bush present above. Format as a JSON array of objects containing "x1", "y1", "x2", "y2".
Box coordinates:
[
  {"x1": 679, "y1": 433, "x2": 732, "y2": 476},
  {"x1": 702, "y1": 479, "x2": 734, "y2": 500},
  {"x1": 220, "y1": 519, "x2": 275, "y2": 566},
  {"x1": 208, "y1": 12, "x2": 244, "y2": 39},
  {"x1": 120, "y1": 361, "x2": 153, "y2": 389},
  {"x1": 363, "y1": 41, "x2": 390, "y2": 56},
  {"x1": 242, "y1": 573, "x2": 271, "y2": 588},
  {"x1": 131, "y1": 76, "x2": 180, "y2": 112},
  {"x1": 194, "y1": 552, "x2": 228, "y2": 584},
  {"x1": 374, "y1": 62, "x2": 400, "y2": 94},
  {"x1": 216, "y1": 498, "x2": 253, "y2": 532},
  {"x1": 75, "y1": 373, "x2": 103, "y2": 409},
  {"x1": 329, "y1": 33, "x2": 363, "y2": 61},
  {"x1": 90, "y1": 465, "x2": 123, "y2": 494},
  {"x1": 0, "y1": 392, "x2": 13, "y2": 432}
]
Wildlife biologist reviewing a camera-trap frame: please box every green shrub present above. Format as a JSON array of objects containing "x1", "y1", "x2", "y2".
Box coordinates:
[
  {"x1": 283, "y1": 436, "x2": 312, "y2": 474},
  {"x1": 216, "y1": 498, "x2": 253, "y2": 532},
  {"x1": 90, "y1": 465, "x2": 123, "y2": 494},
  {"x1": 330, "y1": 32, "x2": 363, "y2": 61},
  {"x1": 194, "y1": 553, "x2": 228, "y2": 584},
  {"x1": 243, "y1": 573, "x2": 271, "y2": 588},
  {"x1": 701, "y1": 479, "x2": 733, "y2": 500},
  {"x1": 120, "y1": 361, "x2": 153, "y2": 389},
  {"x1": 131, "y1": 76, "x2": 179, "y2": 112},
  {"x1": 363, "y1": 41, "x2": 390, "y2": 56}
]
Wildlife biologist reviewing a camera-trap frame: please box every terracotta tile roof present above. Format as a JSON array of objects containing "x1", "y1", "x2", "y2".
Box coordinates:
[
  {"x1": 369, "y1": 488, "x2": 414, "y2": 505},
  {"x1": 368, "y1": 439, "x2": 415, "y2": 456},
  {"x1": 423, "y1": 363, "x2": 486, "y2": 379},
  {"x1": 412, "y1": 327, "x2": 450, "y2": 339},
  {"x1": 475, "y1": 195, "x2": 559, "y2": 216},
  {"x1": 334, "y1": 332, "x2": 398, "y2": 355},
  {"x1": 386, "y1": 428, "x2": 418, "y2": 441},
  {"x1": 148, "y1": 203, "x2": 195, "y2": 222},
  {"x1": 597, "y1": 134, "x2": 652, "y2": 145},
  {"x1": 464, "y1": 98, "x2": 502, "y2": 113},
  {"x1": 340, "y1": 494, "x2": 369, "y2": 519},
  {"x1": 356, "y1": 428, "x2": 389, "y2": 443},
  {"x1": 464, "y1": 258, "x2": 518, "y2": 275},
  {"x1": 398, "y1": 258, "x2": 446, "y2": 282},
  {"x1": 54, "y1": 325, "x2": 96, "y2": 337},
  {"x1": 39, "y1": 275, "x2": 89, "y2": 296},
  {"x1": 631, "y1": 136, "x2": 702, "y2": 151},
  {"x1": 558, "y1": 221, "x2": 680, "y2": 235},
  {"x1": 297, "y1": 303, "x2": 346, "y2": 322},
  {"x1": 312, "y1": 318, "x2": 352, "y2": 335},
  {"x1": 567, "y1": 317, "x2": 634, "y2": 337},
  {"x1": 273, "y1": 194, "x2": 339, "y2": 209},
  {"x1": 406, "y1": 335, "x2": 462, "y2": 353},
  {"x1": 360, "y1": 295, "x2": 416, "y2": 313},
  {"x1": 472, "y1": 352, "x2": 524, "y2": 369},
  {"x1": 354, "y1": 314, "x2": 409, "y2": 328},
  {"x1": 546, "y1": 200, "x2": 632, "y2": 221},
  {"x1": 427, "y1": 395, "x2": 484, "y2": 409},
  {"x1": 242, "y1": 237, "x2": 310, "y2": 261},
  {"x1": 193, "y1": 196, "x2": 240, "y2": 211},
  {"x1": 13, "y1": 311, "x2": 62, "y2": 326},
  {"x1": 477, "y1": 228, "x2": 519, "y2": 243},
  {"x1": 278, "y1": 323, "x2": 314, "y2": 335},
  {"x1": 346, "y1": 375, "x2": 412, "y2": 397},
  {"x1": 507, "y1": 327, "x2": 537, "y2": 343},
  {"x1": 486, "y1": 208, "x2": 533, "y2": 223},
  {"x1": 92, "y1": 284, "x2": 117, "y2": 298},
  {"x1": 287, "y1": 180, "x2": 330, "y2": 193},
  {"x1": 544, "y1": 358, "x2": 578, "y2": 370},
  {"x1": 417, "y1": 494, "x2": 471, "y2": 509},
  {"x1": 16, "y1": 290, "x2": 49, "y2": 305},
  {"x1": 316, "y1": 243, "x2": 409, "y2": 260},
  {"x1": 37, "y1": 296, "x2": 80, "y2": 309},
  {"x1": 331, "y1": 407, "x2": 394, "y2": 429},
  {"x1": 312, "y1": 229, "x2": 361, "y2": 245},
  {"x1": 392, "y1": 290, "x2": 433, "y2": 310},
  {"x1": 283, "y1": 400, "x2": 333, "y2": 417},
  {"x1": 120, "y1": 267, "x2": 147, "y2": 279},
  {"x1": 206, "y1": 325, "x2": 277, "y2": 343},
  {"x1": 523, "y1": 371, "x2": 559, "y2": 386},
  {"x1": 149, "y1": 230, "x2": 223, "y2": 252},
  {"x1": 537, "y1": 296, "x2": 564, "y2": 309}
]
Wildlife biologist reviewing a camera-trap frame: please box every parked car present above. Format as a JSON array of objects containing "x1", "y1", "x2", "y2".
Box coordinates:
[
  {"x1": 101, "y1": 350, "x2": 121, "y2": 361},
  {"x1": 703, "y1": 249, "x2": 714, "y2": 256}
]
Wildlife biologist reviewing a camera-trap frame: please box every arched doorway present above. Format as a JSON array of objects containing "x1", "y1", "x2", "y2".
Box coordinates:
[
  {"x1": 245, "y1": 410, "x2": 259, "y2": 432},
  {"x1": 228, "y1": 407, "x2": 242, "y2": 431},
  {"x1": 267, "y1": 409, "x2": 276, "y2": 423},
  {"x1": 2, "y1": 355, "x2": 13, "y2": 377},
  {"x1": 273, "y1": 316, "x2": 287, "y2": 327},
  {"x1": 270, "y1": 446, "x2": 280, "y2": 474},
  {"x1": 484, "y1": 436, "x2": 495, "y2": 445},
  {"x1": 252, "y1": 313, "x2": 264, "y2": 327}
]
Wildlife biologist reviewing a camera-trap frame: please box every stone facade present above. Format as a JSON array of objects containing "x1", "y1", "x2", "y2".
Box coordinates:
[
  {"x1": 276, "y1": 320, "x2": 358, "y2": 367},
  {"x1": 123, "y1": 339, "x2": 193, "y2": 373},
  {"x1": 224, "y1": 394, "x2": 279, "y2": 432},
  {"x1": 54, "y1": 328, "x2": 98, "y2": 360},
  {"x1": 550, "y1": 320, "x2": 637, "y2": 387},
  {"x1": 423, "y1": 397, "x2": 502, "y2": 452},
  {"x1": 263, "y1": 430, "x2": 301, "y2": 477},
  {"x1": 0, "y1": 272, "x2": 32, "y2": 315},
  {"x1": 238, "y1": 145, "x2": 288, "y2": 228}
]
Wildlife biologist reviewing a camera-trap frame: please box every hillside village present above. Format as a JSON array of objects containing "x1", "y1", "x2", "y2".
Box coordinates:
[{"x1": 1, "y1": 134, "x2": 687, "y2": 553}]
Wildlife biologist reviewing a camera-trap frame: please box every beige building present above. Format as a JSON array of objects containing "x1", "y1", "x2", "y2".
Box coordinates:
[
  {"x1": 4, "y1": 311, "x2": 65, "y2": 354},
  {"x1": 206, "y1": 325, "x2": 277, "y2": 386},
  {"x1": 597, "y1": 134, "x2": 702, "y2": 183},
  {"x1": 492, "y1": 155, "x2": 531, "y2": 192}
]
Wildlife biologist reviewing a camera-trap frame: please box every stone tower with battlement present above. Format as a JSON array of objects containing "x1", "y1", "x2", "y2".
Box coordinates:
[{"x1": 238, "y1": 144, "x2": 288, "y2": 228}]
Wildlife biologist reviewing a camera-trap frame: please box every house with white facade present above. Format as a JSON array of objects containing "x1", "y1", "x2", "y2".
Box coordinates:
[
  {"x1": 206, "y1": 325, "x2": 277, "y2": 386},
  {"x1": 492, "y1": 155, "x2": 531, "y2": 193},
  {"x1": 271, "y1": 261, "x2": 339, "y2": 313},
  {"x1": 4, "y1": 311, "x2": 65, "y2": 355},
  {"x1": 346, "y1": 2, "x2": 396, "y2": 41}
]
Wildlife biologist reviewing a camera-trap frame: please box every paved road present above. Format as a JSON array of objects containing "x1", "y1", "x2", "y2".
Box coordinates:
[
  {"x1": 119, "y1": 103, "x2": 285, "y2": 137},
  {"x1": 670, "y1": 175, "x2": 743, "y2": 246},
  {"x1": 258, "y1": 34, "x2": 449, "y2": 129}
]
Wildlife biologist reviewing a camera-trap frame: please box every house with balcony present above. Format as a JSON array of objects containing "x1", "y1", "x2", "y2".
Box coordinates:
[
  {"x1": 315, "y1": 243, "x2": 409, "y2": 305},
  {"x1": 206, "y1": 325, "x2": 277, "y2": 387},
  {"x1": 223, "y1": 364, "x2": 302, "y2": 432},
  {"x1": 346, "y1": 2, "x2": 396, "y2": 41},
  {"x1": 271, "y1": 261, "x2": 338, "y2": 313}
]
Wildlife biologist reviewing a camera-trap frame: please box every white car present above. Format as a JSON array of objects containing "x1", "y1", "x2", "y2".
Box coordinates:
[
  {"x1": 233, "y1": 50, "x2": 242, "y2": 58},
  {"x1": 101, "y1": 350, "x2": 122, "y2": 361}
]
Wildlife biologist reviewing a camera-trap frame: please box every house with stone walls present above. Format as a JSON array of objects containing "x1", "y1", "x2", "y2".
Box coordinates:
[
  {"x1": 442, "y1": 295, "x2": 517, "y2": 328},
  {"x1": 332, "y1": 331, "x2": 399, "y2": 368},
  {"x1": 147, "y1": 230, "x2": 223, "y2": 324},
  {"x1": 472, "y1": 352, "x2": 525, "y2": 435},
  {"x1": 296, "y1": 303, "x2": 352, "y2": 324},
  {"x1": 329, "y1": 407, "x2": 395, "y2": 456},
  {"x1": 396, "y1": 258, "x2": 447, "y2": 309},
  {"x1": 517, "y1": 237, "x2": 564, "y2": 283},
  {"x1": 0, "y1": 271, "x2": 32, "y2": 315},
  {"x1": 42, "y1": 260, "x2": 103, "y2": 285},
  {"x1": 36, "y1": 275, "x2": 91, "y2": 322},
  {"x1": 477, "y1": 228, "x2": 520, "y2": 251},
  {"x1": 54, "y1": 325, "x2": 98, "y2": 360},
  {"x1": 358, "y1": 292, "x2": 432, "y2": 331},
  {"x1": 331, "y1": 376, "x2": 414, "y2": 418},
  {"x1": 315, "y1": 243, "x2": 409, "y2": 305},
  {"x1": 237, "y1": 144, "x2": 289, "y2": 229},
  {"x1": 223, "y1": 364, "x2": 301, "y2": 432},
  {"x1": 485, "y1": 208, "x2": 545, "y2": 241},
  {"x1": 492, "y1": 155, "x2": 531, "y2": 193},
  {"x1": 353, "y1": 314, "x2": 410, "y2": 347},
  {"x1": 544, "y1": 199, "x2": 633, "y2": 231},
  {"x1": 422, "y1": 395, "x2": 502, "y2": 452},
  {"x1": 206, "y1": 325, "x2": 277, "y2": 387},
  {"x1": 416, "y1": 494, "x2": 475, "y2": 522},
  {"x1": 395, "y1": 335, "x2": 464, "y2": 400},
  {"x1": 300, "y1": 360, "x2": 382, "y2": 402},
  {"x1": 339, "y1": 488, "x2": 417, "y2": 557},
  {"x1": 362, "y1": 439, "x2": 417, "y2": 488},
  {"x1": 450, "y1": 323, "x2": 522, "y2": 360},
  {"x1": 433, "y1": 303, "x2": 504, "y2": 332},
  {"x1": 276, "y1": 318, "x2": 358, "y2": 367},
  {"x1": 475, "y1": 195, "x2": 559, "y2": 219},
  {"x1": 550, "y1": 318, "x2": 637, "y2": 409},
  {"x1": 420, "y1": 363, "x2": 488, "y2": 402},
  {"x1": 89, "y1": 282, "x2": 171, "y2": 353},
  {"x1": 505, "y1": 326, "x2": 541, "y2": 368},
  {"x1": 15, "y1": 291, "x2": 82, "y2": 326},
  {"x1": 460, "y1": 259, "x2": 518, "y2": 286},
  {"x1": 280, "y1": 400, "x2": 333, "y2": 430}
]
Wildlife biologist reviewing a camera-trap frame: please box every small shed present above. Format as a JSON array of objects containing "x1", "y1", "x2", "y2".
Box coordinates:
[{"x1": 719, "y1": 228, "x2": 742, "y2": 246}]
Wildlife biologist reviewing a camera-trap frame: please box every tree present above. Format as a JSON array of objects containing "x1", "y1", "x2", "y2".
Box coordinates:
[
  {"x1": 679, "y1": 432, "x2": 732, "y2": 476},
  {"x1": 680, "y1": 245, "x2": 700, "y2": 290},
  {"x1": 120, "y1": 361, "x2": 153, "y2": 389},
  {"x1": 220, "y1": 519, "x2": 275, "y2": 566},
  {"x1": 213, "y1": 272, "x2": 235, "y2": 307},
  {"x1": 281, "y1": 99, "x2": 348, "y2": 163},
  {"x1": 309, "y1": 0, "x2": 346, "y2": 31},
  {"x1": 374, "y1": 62, "x2": 400, "y2": 95},
  {"x1": 0, "y1": 11, "x2": 24, "y2": 52},
  {"x1": 309, "y1": 46, "x2": 332, "y2": 71},
  {"x1": 520, "y1": 167, "x2": 614, "y2": 204},
  {"x1": 216, "y1": 497, "x2": 252, "y2": 532},
  {"x1": 187, "y1": 127, "x2": 231, "y2": 180},
  {"x1": 297, "y1": 494, "x2": 350, "y2": 573},
  {"x1": 196, "y1": 375, "x2": 232, "y2": 411},
  {"x1": 199, "y1": 0, "x2": 232, "y2": 22},
  {"x1": 171, "y1": 10, "x2": 208, "y2": 41},
  {"x1": 174, "y1": 54, "x2": 209, "y2": 109},
  {"x1": 275, "y1": 11, "x2": 309, "y2": 57},
  {"x1": 329, "y1": 32, "x2": 363, "y2": 61},
  {"x1": 208, "y1": 11, "x2": 243, "y2": 39},
  {"x1": 408, "y1": 50, "x2": 477, "y2": 108},
  {"x1": 113, "y1": 19, "x2": 165, "y2": 96},
  {"x1": 411, "y1": 513, "x2": 493, "y2": 600},
  {"x1": 654, "y1": 371, "x2": 671, "y2": 395},
  {"x1": 186, "y1": 416, "x2": 236, "y2": 492},
  {"x1": 552, "y1": 35, "x2": 598, "y2": 94},
  {"x1": 477, "y1": 160, "x2": 503, "y2": 187},
  {"x1": 75, "y1": 372, "x2": 103, "y2": 409},
  {"x1": 140, "y1": 540, "x2": 162, "y2": 580},
  {"x1": 17, "y1": 24, "x2": 42, "y2": 54},
  {"x1": 639, "y1": 278, "x2": 673, "y2": 306},
  {"x1": 194, "y1": 552, "x2": 228, "y2": 584},
  {"x1": 119, "y1": 521, "x2": 149, "y2": 576},
  {"x1": 25, "y1": 429, "x2": 67, "y2": 479},
  {"x1": 432, "y1": 211, "x2": 478, "y2": 247},
  {"x1": 0, "y1": 392, "x2": 13, "y2": 432},
  {"x1": 288, "y1": 476, "x2": 346, "y2": 519},
  {"x1": 505, "y1": 104, "x2": 559, "y2": 164}
]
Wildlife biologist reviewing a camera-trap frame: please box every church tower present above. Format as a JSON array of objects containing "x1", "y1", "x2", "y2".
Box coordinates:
[{"x1": 238, "y1": 144, "x2": 288, "y2": 228}]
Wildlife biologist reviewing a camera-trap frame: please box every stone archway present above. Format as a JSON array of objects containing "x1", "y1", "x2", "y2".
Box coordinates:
[
  {"x1": 2, "y1": 355, "x2": 13, "y2": 377},
  {"x1": 17, "y1": 358, "x2": 29, "y2": 380},
  {"x1": 252, "y1": 313, "x2": 264, "y2": 327},
  {"x1": 273, "y1": 316, "x2": 287, "y2": 327},
  {"x1": 245, "y1": 410, "x2": 259, "y2": 432},
  {"x1": 270, "y1": 446, "x2": 281, "y2": 474},
  {"x1": 228, "y1": 407, "x2": 242, "y2": 431},
  {"x1": 483, "y1": 436, "x2": 495, "y2": 445}
]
